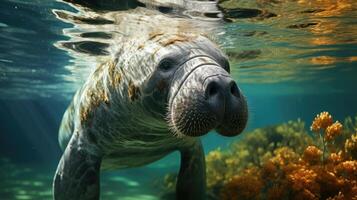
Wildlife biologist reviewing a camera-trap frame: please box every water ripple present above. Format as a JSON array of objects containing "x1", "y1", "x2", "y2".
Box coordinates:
[{"x1": 0, "y1": 0, "x2": 356, "y2": 99}]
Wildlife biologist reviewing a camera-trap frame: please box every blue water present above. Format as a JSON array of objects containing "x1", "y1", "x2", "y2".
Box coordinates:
[{"x1": 0, "y1": 0, "x2": 357, "y2": 199}]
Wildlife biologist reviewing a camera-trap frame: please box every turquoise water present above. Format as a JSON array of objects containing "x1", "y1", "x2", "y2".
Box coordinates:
[{"x1": 0, "y1": 0, "x2": 357, "y2": 199}]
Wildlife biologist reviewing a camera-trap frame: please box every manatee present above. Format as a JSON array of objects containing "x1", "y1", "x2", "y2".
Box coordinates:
[{"x1": 53, "y1": 2, "x2": 248, "y2": 200}]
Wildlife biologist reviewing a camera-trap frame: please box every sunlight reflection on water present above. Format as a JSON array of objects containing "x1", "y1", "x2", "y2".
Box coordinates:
[{"x1": 0, "y1": 0, "x2": 356, "y2": 99}]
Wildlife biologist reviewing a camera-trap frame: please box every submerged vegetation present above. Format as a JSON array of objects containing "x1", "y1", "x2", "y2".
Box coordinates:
[{"x1": 162, "y1": 112, "x2": 357, "y2": 200}]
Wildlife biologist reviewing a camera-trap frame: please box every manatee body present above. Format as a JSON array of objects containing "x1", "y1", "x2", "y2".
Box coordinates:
[{"x1": 53, "y1": 3, "x2": 248, "y2": 200}]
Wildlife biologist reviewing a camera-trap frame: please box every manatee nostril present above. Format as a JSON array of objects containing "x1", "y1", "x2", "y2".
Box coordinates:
[
  {"x1": 230, "y1": 82, "x2": 240, "y2": 98},
  {"x1": 207, "y1": 81, "x2": 219, "y2": 97}
]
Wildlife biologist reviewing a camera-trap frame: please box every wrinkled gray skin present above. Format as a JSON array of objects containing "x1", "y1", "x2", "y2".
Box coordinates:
[{"x1": 53, "y1": 1, "x2": 248, "y2": 200}]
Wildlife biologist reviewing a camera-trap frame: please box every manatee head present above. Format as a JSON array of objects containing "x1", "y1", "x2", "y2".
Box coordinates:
[
  {"x1": 54, "y1": 6, "x2": 247, "y2": 137},
  {"x1": 118, "y1": 33, "x2": 248, "y2": 137}
]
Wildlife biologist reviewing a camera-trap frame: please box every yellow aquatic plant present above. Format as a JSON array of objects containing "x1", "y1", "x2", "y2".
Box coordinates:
[
  {"x1": 303, "y1": 145, "x2": 322, "y2": 165},
  {"x1": 161, "y1": 112, "x2": 357, "y2": 200},
  {"x1": 325, "y1": 121, "x2": 343, "y2": 141},
  {"x1": 311, "y1": 111, "x2": 333, "y2": 133},
  {"x1": 310, "y1": 112, "x2": 344, "y2": 163}
]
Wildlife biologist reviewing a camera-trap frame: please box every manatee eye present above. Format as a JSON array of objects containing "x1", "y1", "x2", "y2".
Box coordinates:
[
  {"x1": 158, "y1": 59, "x2": 174, "y2": 71},
  {"x1": 223, "y1": 59, "x2": 230, "y2": 73}
]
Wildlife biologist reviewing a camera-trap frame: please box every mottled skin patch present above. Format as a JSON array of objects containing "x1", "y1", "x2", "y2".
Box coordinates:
[
  {"x1": 159, "y1": 34, "x2": 194, "y2": 47},
  {"x1": 127, "y1": 80, "x2": 141, "y2": 101},
  {"x1": 137, "y1": 44, "x2": 145, "y2": 50},
  {"x1": 148, "y1": 31, "x2": 197, "y2": 47},
  {"x1": 80, "y1": 82, "x2": 109, "y2": 125},
  {"x1": 79, "y1": 61, "x2": 119, "y2": 125},
  {"x1": 108, "y1": 60, "x2": 122, "y2": 87},
  {"x1": 148, "y1": 31, "x2": 165, "y2": 40}
]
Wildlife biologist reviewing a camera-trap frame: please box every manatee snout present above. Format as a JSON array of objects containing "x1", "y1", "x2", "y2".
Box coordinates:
[
  {"x1": 168, "y1": 55, "x2": 248, "y2": 137},
  {"x1": 204, "y1": 75, "x2": 240, "y2": 122},
  {"x1": 207, "y1": 75, "x2": 248, "y2": 137}
]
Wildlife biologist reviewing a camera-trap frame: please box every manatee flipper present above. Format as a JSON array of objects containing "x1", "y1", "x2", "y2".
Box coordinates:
[
  {"x1": 176, "y1": 140, "x2": 206, "y2": 200},
  {"x1": 53, "y1": 133, "x2": 102, "y2": 200}
]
